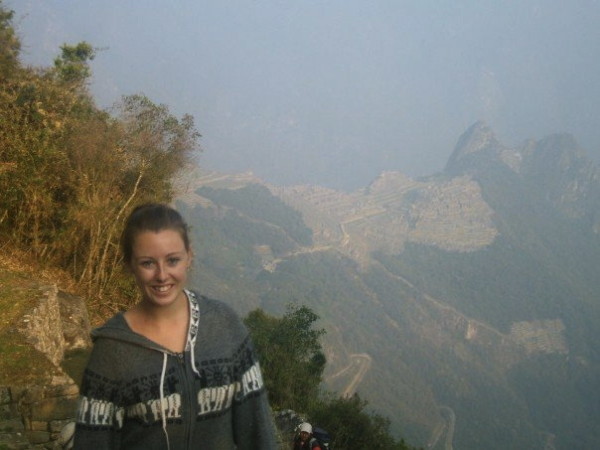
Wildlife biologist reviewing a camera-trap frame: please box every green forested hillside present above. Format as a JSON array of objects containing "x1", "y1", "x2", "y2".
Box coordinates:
[{"x1": 197, "y1": 184, "x2": 313, "y2": 246}]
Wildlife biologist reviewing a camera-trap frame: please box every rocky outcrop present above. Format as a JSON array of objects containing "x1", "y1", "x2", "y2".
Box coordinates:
[
  {"x1": 16, "y1": 285, "x2": 66, "y2": 367},
  {"x1": 445, "y1": 121, "x2": 503, "y2": 169},
  {"x1": 57, "y1": 291, "x2": 91, "y2": 353},
  {"x1": 1, "y1": 281, "x2": 91, "y2": 449}
]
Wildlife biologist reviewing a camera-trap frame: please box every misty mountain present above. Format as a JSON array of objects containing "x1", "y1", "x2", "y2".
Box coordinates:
[{"x1": 176, "y1": 122, "x2": 600, "y2": 449}]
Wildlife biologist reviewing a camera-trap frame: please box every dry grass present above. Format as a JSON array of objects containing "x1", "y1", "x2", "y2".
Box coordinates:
[{"x1": 0, "y1": 243, "x2": 77, "y2": 293}]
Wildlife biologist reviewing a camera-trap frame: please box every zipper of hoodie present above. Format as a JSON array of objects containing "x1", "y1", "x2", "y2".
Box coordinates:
[
  {"x1": 156, "y1": 349, "x2": 193, "y2": 450},
  {"x1": 177, "y1": 350, "x2": 195, "y2": 450}
]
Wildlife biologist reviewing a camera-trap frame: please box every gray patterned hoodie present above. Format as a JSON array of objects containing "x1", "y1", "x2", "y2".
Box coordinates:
[{"x1": 73, "y1": 290, "x2": 277, "y2": 449}]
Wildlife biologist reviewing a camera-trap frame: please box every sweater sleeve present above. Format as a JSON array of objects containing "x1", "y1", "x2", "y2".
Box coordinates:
[
  {"x1": 72, "y1": 340, "x2": 124, "y2": 450},
  {"x1": 195, "y1": 294, "x2": 279, "y2": 449}
]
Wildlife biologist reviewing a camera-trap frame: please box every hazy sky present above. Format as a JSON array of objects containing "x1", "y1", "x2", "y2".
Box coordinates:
[{"x1": 9, "y1": 0, "x2": 600, "y2": 190}]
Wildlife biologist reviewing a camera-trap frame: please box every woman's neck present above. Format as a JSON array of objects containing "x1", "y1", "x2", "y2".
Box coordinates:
[{"x1": 125, "y1": 290, "x2": 190, "y2": 352}]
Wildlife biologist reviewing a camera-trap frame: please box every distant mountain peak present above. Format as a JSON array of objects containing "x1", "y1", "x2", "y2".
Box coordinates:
[
  {"x1": 445, "y1": 121, "x2": 503, "y2": 173},
  {"x1": 455, "y1": 121, "x2": 498, "y2": 155}
]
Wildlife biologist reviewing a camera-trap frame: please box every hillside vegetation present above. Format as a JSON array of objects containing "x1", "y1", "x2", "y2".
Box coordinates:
[{"x1": 0, "y1": 2, "x2": 199, "y2": 318}]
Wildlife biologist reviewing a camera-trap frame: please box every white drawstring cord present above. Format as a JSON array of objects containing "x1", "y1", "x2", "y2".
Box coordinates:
[
  {"x1": 160, "y1": 352, "x2": 171, "y2": 450},
  {"x1": 189, "y1": 336, "x2": 201, "y2": 378}
]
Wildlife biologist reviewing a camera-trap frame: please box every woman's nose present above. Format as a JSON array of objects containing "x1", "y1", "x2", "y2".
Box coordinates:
[{"x1": 154, "y1": 263, "x2": 167, "y2": 280}]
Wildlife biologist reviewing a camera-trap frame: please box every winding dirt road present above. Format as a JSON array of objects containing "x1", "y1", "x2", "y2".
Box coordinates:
[
  {"x1": 327, "y1": 353, "x2": 372, "y2": 397},
  {"x1": 426, "y1": 406, "x2": 455, "y2": 450}
]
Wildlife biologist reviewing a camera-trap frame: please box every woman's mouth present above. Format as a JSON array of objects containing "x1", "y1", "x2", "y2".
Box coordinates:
[{"x1": 153, "y1": 285, "x2": 172, "y2": 293}]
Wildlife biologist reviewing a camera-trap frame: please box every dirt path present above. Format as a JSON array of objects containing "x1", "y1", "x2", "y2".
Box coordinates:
[
  {"x1": 327, "y1": 353, "x2": 372, "y2": 397},
  {"x1": 426, "y1": 406, "x2": 455, "y2": 450}
]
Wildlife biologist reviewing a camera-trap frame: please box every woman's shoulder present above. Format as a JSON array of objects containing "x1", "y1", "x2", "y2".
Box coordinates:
[
  {"x1": 187, "y1": 290, "x2": 242, "y2": 322},
  {"x1": 187, "y1": 290, "x2": 250, "y2": 343},
  {"x1": 91, "y1": 312, "x2": 140, "y2": 342},
  {"x1": 88, "y1": 312, "x2": 158, "y2": 359}
]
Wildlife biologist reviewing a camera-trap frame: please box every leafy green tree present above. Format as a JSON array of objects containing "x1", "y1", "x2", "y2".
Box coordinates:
[
  {"x1": 115, "y1": 94, "x2": 198, "y2": 199},
  {"x1": 244, "y1": 305, "x2": 420, "y2": 449},
  {"x1": 309, "y1": 394, "x2": 419, "y2": 450},
  {"x1": 53, "y1": 41, "x2": 96, "y2": 84},
  {"x1": 244, "y1": 304, "x2": 326, "y2": 411}
]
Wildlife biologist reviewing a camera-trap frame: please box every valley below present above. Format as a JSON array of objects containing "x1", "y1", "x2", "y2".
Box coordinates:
[{"x1": 176, "y1": 123, "x2": 600, "y2": 449}]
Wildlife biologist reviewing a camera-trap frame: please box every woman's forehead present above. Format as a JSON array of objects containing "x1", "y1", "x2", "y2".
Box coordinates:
[{"x1": 132, "y1": 229, "x2": 188, "y2": 251}]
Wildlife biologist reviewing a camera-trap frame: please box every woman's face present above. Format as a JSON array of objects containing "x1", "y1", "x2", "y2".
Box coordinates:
[{"x1": 129, "y1": 229, "x2": 192, "y2": 308}]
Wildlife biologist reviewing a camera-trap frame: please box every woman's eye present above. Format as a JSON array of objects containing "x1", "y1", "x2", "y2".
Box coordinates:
[
  {"x1": 140, "y1": 260, "x2": 154, "y2": 268},
  {"x1": 168, "y1": 257, "x2": 181, "y2": 266}
]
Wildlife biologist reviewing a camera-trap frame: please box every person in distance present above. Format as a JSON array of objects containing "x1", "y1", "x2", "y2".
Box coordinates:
[{"x1": 292, "y1": 422, "x2": 322, "y2": 450}]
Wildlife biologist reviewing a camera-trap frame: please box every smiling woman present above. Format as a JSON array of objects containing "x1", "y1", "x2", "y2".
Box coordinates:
[
  {"x1": 125, "y1": 227, "x2": 193, "y2": 353},
  {"x1": 73, "y1": 203, "x2": 277, "y2": 450}
]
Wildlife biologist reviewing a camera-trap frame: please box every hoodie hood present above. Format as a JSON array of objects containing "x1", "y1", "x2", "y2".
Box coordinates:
[{"x1": 92, "y1": 289, "x2": 201, "y2": 353}]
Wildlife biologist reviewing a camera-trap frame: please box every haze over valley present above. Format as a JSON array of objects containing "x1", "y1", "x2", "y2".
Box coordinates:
[{"x1": 10, "y1": 0, "x2": 600, "y2": 190}]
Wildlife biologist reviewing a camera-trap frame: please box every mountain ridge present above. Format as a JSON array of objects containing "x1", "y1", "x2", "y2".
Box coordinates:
[{"x1": 176, "y1": 122, "x2": 600, "y2": 449}]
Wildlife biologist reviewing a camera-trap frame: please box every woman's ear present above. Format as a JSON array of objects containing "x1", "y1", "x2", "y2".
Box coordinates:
[{"x1": 186, "y1": 248, "x2": 194, "y2": 270}]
